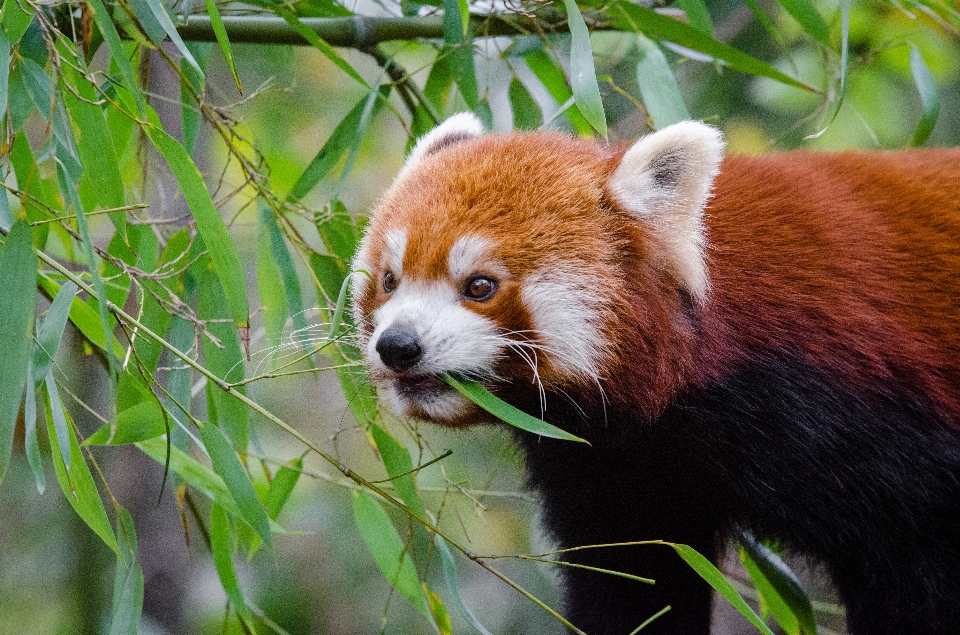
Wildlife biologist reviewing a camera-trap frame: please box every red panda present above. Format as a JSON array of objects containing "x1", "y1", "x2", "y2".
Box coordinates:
[{"x1": 350, "y1": 113, "x2": 960, "y2": 635}]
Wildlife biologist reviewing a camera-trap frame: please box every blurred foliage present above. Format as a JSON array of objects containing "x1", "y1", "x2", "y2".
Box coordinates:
[{"x1": 0, "y1": 0, "x2": 957, "y2": 633}]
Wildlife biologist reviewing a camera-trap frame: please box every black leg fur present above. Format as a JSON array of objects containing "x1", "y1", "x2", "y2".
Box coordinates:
[{"x1": 510, "y1": 354, "x2": 960, "y2": 635}]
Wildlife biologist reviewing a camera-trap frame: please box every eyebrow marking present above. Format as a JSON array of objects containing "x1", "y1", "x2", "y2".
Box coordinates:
[
  {"x1": 448, "y1": 235, "x2": 495, "y2": 280},
  {"x1": 382, "y1": 229, "x2": 408, "y2": 275}
]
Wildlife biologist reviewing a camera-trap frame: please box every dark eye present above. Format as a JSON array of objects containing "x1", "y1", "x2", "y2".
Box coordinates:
[
  {"x1": 464, "y1": 276, "x2": 497, "y2": 301},
  {"x1": 383, "y1": 271, "x2": 398, "y2": 293}
]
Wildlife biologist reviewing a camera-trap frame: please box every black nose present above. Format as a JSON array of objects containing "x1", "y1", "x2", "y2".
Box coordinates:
[{"x1": 375, "y1": 325, "x2": 423, "y2": 372}]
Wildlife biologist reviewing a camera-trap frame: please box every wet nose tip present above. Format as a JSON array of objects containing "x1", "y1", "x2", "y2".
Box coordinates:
[{"x1": 375, "y1": 325, "x2": 423, "y2": 372}]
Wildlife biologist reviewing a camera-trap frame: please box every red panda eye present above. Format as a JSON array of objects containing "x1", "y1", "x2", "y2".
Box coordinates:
[
  {"x1": 383, "y1": 271, "x2": 398, "y2": 293},
  {"x1": 464, "y1": 276, "x2": 497, "y2": 301}
]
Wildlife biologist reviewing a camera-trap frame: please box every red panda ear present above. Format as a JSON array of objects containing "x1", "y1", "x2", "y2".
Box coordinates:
[
  {"x1": 607, "y1": 121, "x2": 725, "y2": 304},
  {"x1": 399, "y1": 112, "x2": 486, "y2": 178}
]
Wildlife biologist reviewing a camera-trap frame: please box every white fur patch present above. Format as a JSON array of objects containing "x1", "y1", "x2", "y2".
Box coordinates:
[
  {"x1": 520, "y1": 267, "x2": 609, "y2": 383},
  {"x1": 607, "y1": 121, "x2": 724, "y2": 304},
  {"x1": 367, "y1": 280, "x2": 504, "y2": 420},
  {"x1": 447, "y1": 235, "x2": 497, "y2": 281},
  {"x1": 399, "y1": 112, "x2": 486, "y2": 179},
  {"x1": 382, "y1": 229, "x2": 408, "y2": 276}
]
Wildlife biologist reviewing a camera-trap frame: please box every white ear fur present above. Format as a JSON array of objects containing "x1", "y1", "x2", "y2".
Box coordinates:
[
  {"x1": 607, "y1": 121, "x2": 725, "y2": 304},
  {"x1": 398, "y1": 112, "x2": 486, "y2": 178}
]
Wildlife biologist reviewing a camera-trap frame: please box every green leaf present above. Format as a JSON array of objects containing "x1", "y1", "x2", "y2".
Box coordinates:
[
  {"x1": 45, "y1": 386, "x2": 122, "y2": 558},
  {"x1": 210, "y1": 503, "x2": 256, "y2": 626},
  {"x1": 776, "y1": 0, "x2": 831, "y2": 49},
  {"x1": 508, "y1": 77, "x2": 543, "y2": 130},
  {"x1": 264, "y1": 458, "x2": 302, "y2": 520},
  {"x1": 523, "y1": 50, "x2": 593, "y2": 136},
  {"x1": 286, "y1": 87, "x2": 390, "y2": 203},
  {"x1": 23, "y1": 358, "x2": 43, "y2": 493},
  {"x1": 562, "y1": 0, "x2": 607, "y2": 138},
  {"x1": 677, "y1": 0, "x2": 713, "y2": 36},
  {"x1": 353, "y1": 490, "x2": 429, "y2": 617},
  {"x1": 612, "y1": 1, "x2": 817, "y2": 93},
  {"x1": 275, "y1": 7, "x2": 369, "y2": 88},
  {"x1": 86, "y1": 400, "x2": 166, "y2": 445},
  {"x1": 142, "y1": 0, "x2": 205, "y2": 79},
  {"x1": 634, "y1": 36, "x2": 690, "y2": 129},
  {"x1": 144, "y1": 122, "x2": 249, "y2": 332},
  {"x1": 442, "y1": 375, "x2": 588, "y2": 443},
  {"x1": 0, "y1": 220, "x2": 37, "y2": 483},
  {"x1": 368, "y1": 424, "x2": 427, "y2": 518},
  {"x1": 198, "y1": 268, "x2": 249, "y2": 449},
  {"x1": 201, "y1": 0, "x2": 241, "y2": 93},
  {"x1": 33, "y1": 281, "x2": 77, "y2": 382},
  {"x1": 436, "y1": 535, "x2": 494, "y2": 635},
  {"x1": 199, "y1": 422, "x2": 272, "y2": 548},
  {"x1": 0, "y1": 30, "x2": 10, "y2": 130},
  {"x1": 738, "y1": 531, "x2": 818, "y2": 635},
  {"x1": 669, "y1": 543, "x2": 775, "y2": 635},
  {"x1": 805, "y1": 0, "x2": 849, "y2": 139},
  {"x1": 109, "y1": 507, "x2": 144, "y2": 635},
  {"x1": 909, "y1": 45, "x2": 940, "y2": 147},
  {"x1": 85, "y1": 0, "x2": 145, "y2": 113},
  {"x1": 181, "y1": 42, "x2": 212, "y2": 156},
  {"x1": 37, "y1": 272, "x2": 124, "y2": 358},
  {"x1": 0, "y1": 0, "x2": 35, "y2": 44},
  {"x1": 443, "y1": 0, "x2": 480, "y2": 109},
  {"x1": 256, "y1": 206, "x2": 289, "y2": 349}
]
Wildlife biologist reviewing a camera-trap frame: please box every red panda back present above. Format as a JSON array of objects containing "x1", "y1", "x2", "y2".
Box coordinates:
[{"x1": 699, "y1": 149, "x2": 960, "y2": 425}]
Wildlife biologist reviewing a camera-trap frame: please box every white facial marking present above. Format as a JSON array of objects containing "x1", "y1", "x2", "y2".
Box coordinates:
[
  {"x1": 367, "y1": 280, "x2": 503, "y2": 421},
  {"x1": 520, "y1": 267, "x2": 609, "y2": 383},
  {"x1": 382, "y1": 229, "x2": 408, "y2": 276},
  {"x1": 447, "y1": 235, "x2": 498, "y2": 281}
]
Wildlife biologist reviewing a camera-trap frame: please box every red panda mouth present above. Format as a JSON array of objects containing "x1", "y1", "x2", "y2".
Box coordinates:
[{"x1": 394, "y1": 373, "x2": 447, "y2": 396}]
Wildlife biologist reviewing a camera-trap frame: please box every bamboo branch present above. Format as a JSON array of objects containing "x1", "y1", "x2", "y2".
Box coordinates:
[{"x1": 174, "y1": 10, "x2": 614, "y2": 48}]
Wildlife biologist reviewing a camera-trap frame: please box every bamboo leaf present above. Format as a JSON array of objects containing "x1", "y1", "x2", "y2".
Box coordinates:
[
  {"x1": 37, "y1": 272, "x2": 124, "y2": 358},
  {"x1": 612, "y1": 1, "x2": 817, "y2": 93},
  {"x1": 443, "y1": 0, "x2": 480, "y2": 109},
  {"x1": 508, "y1": 77, "x2": 543, "y2": 130},
  {"x1": 85, "y1": 0, "x2": 145, "y2": 113},
  {"x1": 523, "y1": 49, "x2": 593, "y2": 136},
  {"x1": 256, "y1": 205, "x2": 289, "y2": 348},
  {"x1": 909, "y1": 45, "x2": 940, "y2": 147},
  {"x1": 0, "y1": 219, "x2": 36, "y2": 483},
  {"x1": 140, "y1": 0, "x2": 205, "y2": 79},
  {"x1": 678, "y1": 0, "x2": 713, "y2": 35},
  {"x1": 443, "y1": 375, "x2": 588, "y2": 443},
  {"x1": 368, "y1": 424, "x2": 427, "y2": 517},
  {"x1": 562, "y1": 0, "x2": 607, "y2": 138},
  {"x1": 275, "y1": 7, "x2": 369, "y2": 88},
  {"x1": 425, "y1": 584, "x2": 454, "y2": 635},
  {"x1": 86, "y1": 400, "x2": 166, "y2": 445},
  {"x1": 738, "y1": 530, "x2": 818, "y2": 635},
  {"x1": 210, "y1": 503, "x2": 256, "y2": 626},
  {"x1": 199, "y1": 421, "x2": 272, "y2": 548},
  {"x1": 634, "y1": 36, "x2": 690, "y2": 129},
  {"x1": 264, "y1": 457, "x2": 302, "y2": 520},
  {"x1": 109, "y1": 507, "x2": 144, "y2": 635},
  {"x1": 669, "y1": 543, "x2": 775, "y2": 635},
  {"x1": 33, "y1": 281, "x2": 77, "y2": 382},
  {"x1": 0, "y1": 30, "x2": 9, "y2": 131},
  {"x1": 436, "y1": 535, "x2": 494, "y2": 635},
  {"x1": 201, "y1": 0, "x2": 241, "y2": 93},
  {"x1": 144, "y1": 122, "x2": 249, "y2": 332},
  {"x1": 45, "y1": 386, "x2": 122, "y2": 558},
  {"x1": 776, "y1": 0, "x2": 831, "y2": 49},
  {"x1": 23, "y1": 358, "x2": 43, "y2": 493},
  {"x1": 0, "y1": 0, "x2": 35, "y2": 44},
  {"x1": 806, "y1": 0, "x2": 849, "y2": 139},
  {"x1": 353, "y1": 490, "x2": 430, "y2": 617}
]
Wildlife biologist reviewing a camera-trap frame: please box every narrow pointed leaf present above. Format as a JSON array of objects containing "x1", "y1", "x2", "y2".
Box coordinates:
[
  {"x1": 46, "y1": 390, "x2": 122, "y2": 558},
  {"x1": 264, "y1": 458, "x2": 302, "y2": 520},
  {"x1": 353, "y1": 490, "x2": 429, "y2": 617},
  {"x1": 140, "y1": 0, "x2": 204, "y2": 79},
  {"x1": 110, "y1": 507, "x2": 144, "y2": 635},
  {"x1": 806, "y1": 0, "x2": 850, "y2": 139},
  {"x1": 563, "y1": 0, "x2": 607, "y2": 138},
  {"x1": 144, "y1": 124, "x2": 249, "y2": 332},
  {"x1": 524, "y1": 50, "x2": 593, "y2": 136},
  {"x1": 612, "y1": 1, "x2": 817, "y2": 93},
  {"x1": 0, "y1": 30, "x2": 9, "y2": 128},
  {"x1": 669, "y1": 543, "x2": 775, "y2": 635},
  {"x1": 275, "y1": 7, "x2": 368, "y2": 88},
  {"x1": 0, "y1": 220, "x2": 36, "y2": 483},
  {"x1": 0, "y1": 0, "x2": 35, "y2": 44},
  {"x1": 909, "y1": 45, "x2": 940, "y2": 147},
  {"x1": 509, "y1": 77, "x2": 543, "y2": 130},
  {"x1": 37, "y1": 273, "x2": 124, "y2": 358},
  {"x1": 201, "y1": 0, "x2": 241, "y2": 93},
  {"x1": 33, "y1": 281, "x2": 77, "y2": 381},
  {"x1": 777, "y1": 0, "x2": 831, "y2": 49},
  {"x1": 23, "y1": 359, "x2": 43, "y2": 493},
  {"x1": 678, "y1": 0, "x2": 713, "y2": 35},
  {"x1": 210, "y1": 503, "x2": 256, "y2": 625},
  {"x1": 738, "y1": 530, "x2": 817, "y2": 635},
  {"x1": 199, "y1": 422, "x2": 271, "y2": 548},
  {"x1": 437, "y1": 535, "x2": 494, "y2": 635},
  {"x1": 85, "y1": 0, "x2": 145, "y2": 113},
  {"x1": 634, "y1": 36, "x2": 690, "y2": 129},
  {"x1": 443, "y1": 375, "x2": 587, "y2": 443}
]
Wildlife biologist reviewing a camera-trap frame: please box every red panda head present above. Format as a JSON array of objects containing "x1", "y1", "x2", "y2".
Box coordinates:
[{"x1": 352, "y1": 114, "x2": 724, "y2": 426}]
